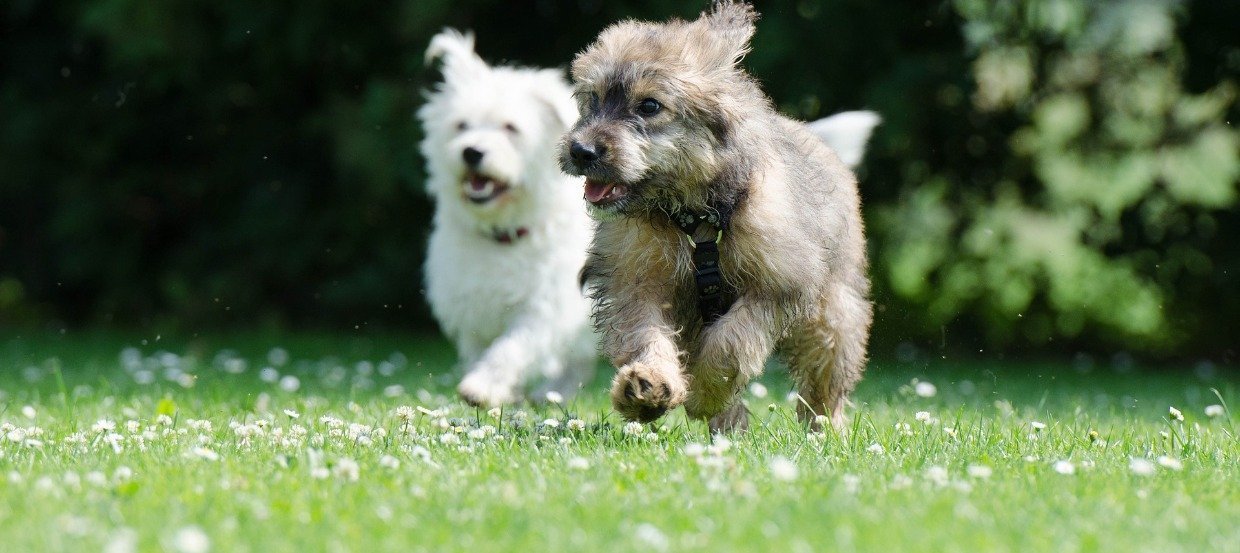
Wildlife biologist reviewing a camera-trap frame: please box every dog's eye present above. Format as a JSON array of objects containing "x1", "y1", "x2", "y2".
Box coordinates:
[
  {"x1": 456, "y1": 121, "x2": 468, "y2": 131},
  {"x1": 636, "y1": 98, "x2": 662, "y2": 116},
  {"x1": 503, "y1": 122, "x2": 519, "y2": 134}
]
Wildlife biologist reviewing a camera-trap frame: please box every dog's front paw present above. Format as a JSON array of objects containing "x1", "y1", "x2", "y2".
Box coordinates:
[
  {"x1": 458, "y1": 370, "x2": 519, "y2": 407},
  {"x1": 610, "y1": 362, "x2": 687, "y2": 422}
]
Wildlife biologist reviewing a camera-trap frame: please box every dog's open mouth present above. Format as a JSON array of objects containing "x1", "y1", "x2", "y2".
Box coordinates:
[
  {"x1": 584, "y1": 179, "x2": 628, "y2": 207},
  {"x1": 462, "y1": 174, "x2": 510, "y2": 204}
]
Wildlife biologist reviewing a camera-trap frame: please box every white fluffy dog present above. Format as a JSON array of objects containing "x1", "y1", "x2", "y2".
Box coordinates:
[{"x1": 417, "y1": 30, "x2": 596, "y2": 406}]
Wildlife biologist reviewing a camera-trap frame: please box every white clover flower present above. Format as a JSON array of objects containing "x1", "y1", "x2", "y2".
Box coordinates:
[
  {"x1": 1156, "y1": 456, "x2": 1183, "y2": 471},
  {"x1": 683, "y1": 443, "x2": 706, "y2": 457},
  {"x1": 333, "y1": 458, "x2": 360, "y2": 482},
  {"x1": 634, "y1": 523, "x2": 669, "y2": 553},
  {"x1": 914, "y1": 381, "x2": 937, "y2": 398},
  {"x1": 265, "y1": 347, "x2": 289, "y2": 367},
  {"x1": 156, "y1": 414, "x2": 173, "y2": 427},
  {"x1": 379, "y1": 455, "x2": 401, "y2": 469},
  {"x1": 622, "y1": 421, "x2": 644, "y2": 436},
  {"x1": 541, "y1": 419, "x2": 560, "y2": 429},
  {"x1": 310, "y1": 467, "x2": 329, "y2": 479},
  {"x1": 278, "y1": 375, "x2": 300, "y2": 392},
  {"x1": 21, "y1": 406, "x2": 35, "y2": 419},
  {"x1": 1052, "y1": 460, "x2": 1075, "y2": 475},
  {"x1": 748, "y1": 382, "x2": 768, "y2": 398},
  {"x1": 1030, "y1": 421, "x2": 1047, "y2": 431},
  {"x1": 841, "y1": 474, "x2": 861, "y2": 494},
  {"x1": 85, "y1": 471, "x2": 107, "y2": 487},
  {"x1": 487, "y1": 407, "x2": 502, "y2": 419},
  {"x1": 567, "y1": 456, "x2": 590, "y2": 470},
  {"x1": 924, "y1": 465, "x2": 949, "y2": 485},
  {"x1": 1129, "y1": 457, "x2": 1156, "y2": 476},
  {"x1": 1204, "y1": 404, "x2": 1225, "y2": 418},
  {"x1": 114, "y1": 466, "x2": 133, "y2": 481},
  {"x1": 413, "y1": 406, "x2": 440, "y2": 417},
  {"x1": 566, "y1": 419, "x2": 586, "y2": 431},
  {"x1": 890, "y1": 474, "x2": 913, "y2": 489},
  {"x1": 104, "y1": 527, "x2": 137, "y2": 553},
  {"x1": 439, "y1": 432, "x2": 460, "y2": 445},
  {"x1": 190, "y1": 447, "x2": 219, "y2": 461},
  {"x1": 92, "y1": 420, "x2": 117, "y2": 433},
  {"x1": 283, "y1": 409, "x2": 300, "y2": 419},
  {"x1": 259, "y1": 367, "x2": 280, "y2": 383},
  {"x1": 103, "y1": 433, "x2": 124, "y2": 453},
  {"x1": 966, "y1": 464, "x2": 993, "y2": 479},
  {"x1": 866, "y1": 443, "x2": 885, "y2": 454},
  {"x1": 511, "y1": 410, "x2": 528, "y2": 423},
  {"x1": 6, "y1": 428, "x2": 25, "y2": 443},
  {"x1": 943, "y1": 426, "x2": 958, "y2": 438},
  {"x1": 768, "y1": 456, "x2": 798, "y2": 482},
  {"x1": 393, "y1": 406, "x2": 416, "y2": 422},
  {"x1": 544, "y1": 391, "x2": 563, "y2": 405},
  {"x1": 186, "y1": 419, "x2": 212, "y2": 432},
  {"x1": 171, "y1": 525, "x2": 210, "y2": 553},
  {"x1": 707, "y1": 436, "x2": 732, "y2": 455},
  {"x1": 408, "y1": 445, "x2": 433, "y2": 463},
  {"x1": 125, "y1": 420, "x2": 141, "y2": 434},
  {"x1": 643, "y1": 432, "x2": 659, "y2": 442},
  {"x1": 1168, "y1": 406, "x2": 1183, "y2": 422}
]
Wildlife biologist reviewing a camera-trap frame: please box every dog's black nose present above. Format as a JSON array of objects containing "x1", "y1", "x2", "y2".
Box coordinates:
[
  {"x1": 569, "y1": 141, "x2": 603, "y2": 165},
  {"x1": 462, "y1": 147, "x2": 484, "y2": 167}
]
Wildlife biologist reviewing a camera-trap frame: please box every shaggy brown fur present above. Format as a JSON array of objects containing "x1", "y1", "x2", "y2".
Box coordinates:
[{"x1": 561, "y1": 1, "x2": 872, "y2": 432}]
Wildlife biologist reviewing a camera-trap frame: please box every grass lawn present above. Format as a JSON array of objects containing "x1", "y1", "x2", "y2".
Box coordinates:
[{"x1": 0, "y1": 330, "x2": 1236, "y2": 552}]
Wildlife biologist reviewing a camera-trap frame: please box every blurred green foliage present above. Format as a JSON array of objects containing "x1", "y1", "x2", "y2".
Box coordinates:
[{"x1": 0, "y1": 1, "x2": 1236, "y2": 356}]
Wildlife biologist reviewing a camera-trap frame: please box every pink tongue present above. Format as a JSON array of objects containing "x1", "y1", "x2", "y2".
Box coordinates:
[
  {"x1": 584, "y1": 179, "x2": 615, "y2": 203},
  {"x1": 469, "y1": 175, "x2": 490, "y2": 191}
]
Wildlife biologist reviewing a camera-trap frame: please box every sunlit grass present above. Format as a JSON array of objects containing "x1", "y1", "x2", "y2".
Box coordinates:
[{"x1": 1, "y1": 331, "x2": 1236, "y2": 552}]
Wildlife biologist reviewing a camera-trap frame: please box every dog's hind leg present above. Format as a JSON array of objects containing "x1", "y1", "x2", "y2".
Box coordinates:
[{"x1": 781, "y1": 284, "x2": 871, "y2": 431}]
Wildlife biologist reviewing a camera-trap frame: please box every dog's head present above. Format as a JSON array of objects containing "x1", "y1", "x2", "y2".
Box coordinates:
[
  {"x1": 560, "y1": 1, "x2": 762, "y2": 217},
  {"x1": 418, "y1": 29, "x2": 578, "y2": 217}
]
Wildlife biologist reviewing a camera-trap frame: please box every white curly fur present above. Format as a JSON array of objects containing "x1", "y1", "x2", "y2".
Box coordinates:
[{"x1": 417, "y1": 29, "x2": 595, "y2": 406}]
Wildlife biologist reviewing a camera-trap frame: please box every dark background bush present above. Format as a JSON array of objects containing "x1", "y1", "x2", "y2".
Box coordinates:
[{"x1": 1, "y1": 0, "x2": 1236, "y2": 359}]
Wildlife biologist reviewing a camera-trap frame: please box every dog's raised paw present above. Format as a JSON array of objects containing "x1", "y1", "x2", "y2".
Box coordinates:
[{"x1": 610, "y1": 362, "x2": 687, "y2": 422}]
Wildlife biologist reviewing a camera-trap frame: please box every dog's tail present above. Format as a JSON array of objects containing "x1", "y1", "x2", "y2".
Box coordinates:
[
  {"x1": 805, "y1": 111, "x2": 881, "y2": 169},
  {"x1": 425, "y1": 29, "x2": 489, "y2": 81}
]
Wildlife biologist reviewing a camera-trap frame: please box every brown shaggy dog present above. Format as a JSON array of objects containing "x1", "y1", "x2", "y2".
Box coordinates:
[{"x1": 561, "y1": 1, "x2": 873, "y2": 432}]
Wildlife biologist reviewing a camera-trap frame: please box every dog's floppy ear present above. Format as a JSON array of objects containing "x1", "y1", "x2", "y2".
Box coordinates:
[
  {"x1": 696, "y1": 1, "x2": 757, "y2": 68},
  {"x1": 425, "y1": 28, "x2": 489, "y2": 84}
]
